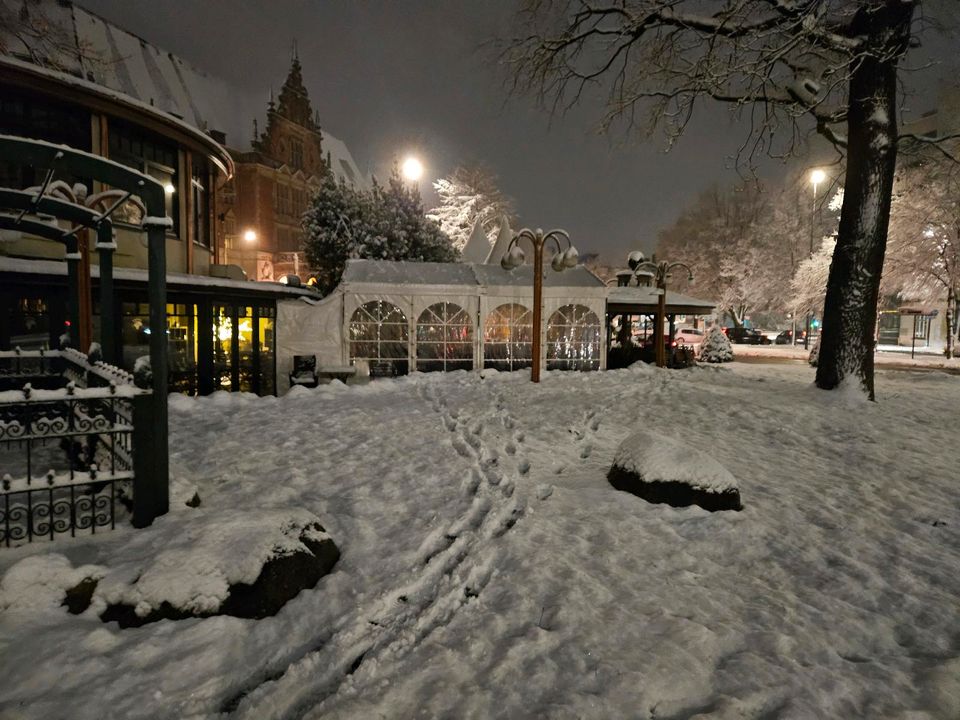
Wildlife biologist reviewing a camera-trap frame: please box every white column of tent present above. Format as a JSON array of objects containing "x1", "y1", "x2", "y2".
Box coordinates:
[
  {"x1": 408, "y1": 294, "x2": 416, "y2": 372},
  {"x1": 475, "y1": 286, "x2": 486, "y2": 371}
]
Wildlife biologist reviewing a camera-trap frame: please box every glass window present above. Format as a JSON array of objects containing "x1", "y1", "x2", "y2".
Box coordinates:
[
  {"x1": 0, "y1": 89, "x2": 91, "y2": 190},
  {"x1": 192, "y1": 160, "x2": 210, "y2": 247},
  {"x1": 109, "y1": 119, "x2": 180, "y2": 236},
  {"x1": 213, "y1": 304, "x2": 233, "y2": 391},
  {"x1": 258, "y1": 306, "x2": 276, "y2": 396},
  {"x1": 483, "y1": 303, "x2": 532, "y2": 371},
  {"x1": 237, "y1": 306, "x2": 255, "y2": 393},
  {"x1": 8, "y1": 298, "x2": 51, "y2": 351},
  {"x1": 416, "y1": 302, "x2": 473, "y2": 372},
  {"x1": 349, "y1": 301, "x2": 409, "y2": 376},
  {"x1": 546, "y1": 304, "x2": 601, "y2": 371},
  {"x1": 120, "y1": 302, "x2": 152, "y2": 372},
  {"x1": 167, "y1": 303, "x2": 198, "y2": 394}
]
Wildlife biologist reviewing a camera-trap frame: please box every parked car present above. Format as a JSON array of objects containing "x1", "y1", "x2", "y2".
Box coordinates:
[
  {"x1": 775, "y1": 329, "x2": 795, "y2": 344},
  {"x1": 723, "y1": 327, "x2": 771, "y2": 345},
  {"x1": 675, "y1": 328, "x2": 704, "y2": 348}
]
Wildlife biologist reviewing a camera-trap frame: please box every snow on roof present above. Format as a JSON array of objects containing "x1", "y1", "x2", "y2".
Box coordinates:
[
  {"x1": 320, "y1": 131, "x2": 369, "y2": 190},
  {"x1": 342, "y1": 259, "x2": 606, "y2": 289},
  {"x1": 607, "y1": 285, "x2": 716, "y2": 309},
  {"x1": 0, "y1": 0, "x2": 365, "y2": 186},
  {"x1": 0, "y1": 255, "x2": 315, "y2": 297}
]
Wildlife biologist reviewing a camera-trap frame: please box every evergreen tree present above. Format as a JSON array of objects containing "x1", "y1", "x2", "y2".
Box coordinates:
[
  {"x1": 698, "y1": 325, "x2": 734, "y2": 364},
  {"x1": 302, "y1": 163, "x2": 457, "y2": 294}
]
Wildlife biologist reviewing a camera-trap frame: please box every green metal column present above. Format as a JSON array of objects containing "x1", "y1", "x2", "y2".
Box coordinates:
[
  {"x1": 65, "y1": 237, "x2": 81, "y2": 348},
  {"x1": 143, "y1": 195, "x2": 169, "y2": 523},
  {"x1": 96, "y1": 221, "x2": 116, "y2": 364}
]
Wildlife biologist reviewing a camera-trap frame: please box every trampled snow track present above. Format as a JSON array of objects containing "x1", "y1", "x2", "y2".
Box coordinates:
[{"x1": 228, "y1": 380, "x2": 526, "y2": 720}]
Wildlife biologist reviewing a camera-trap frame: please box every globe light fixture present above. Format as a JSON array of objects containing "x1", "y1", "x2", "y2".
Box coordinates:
[
  {"x1": 163, "y1": 183, "x2": 175, "y2": 195},
  {"x1": 500, "y1": 227, "x2": 579, "y2": 382},
  {"x1": 402, "y1": 156, "x2": 424, "y2": 182},
  {"x1": 810, "y1": 168, "x2": 826, "y2": 186},
  {"x1": 243, "y1": 229, "x2": 257, "y2": 244}
]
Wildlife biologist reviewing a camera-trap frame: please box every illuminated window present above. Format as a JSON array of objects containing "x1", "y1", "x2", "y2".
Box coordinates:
[
  {"x1": 483, "y1": 303, "x2": 532, "y2": 371},
  {"x1": 546, "y1": 304, "x2": 601, "y2": 371},
  {"x1": 349, "y1": 301, "x2": 409, "y2": 376},
  {"x1": 416, "y1": 302, "x2": 473, "y2": 372}
]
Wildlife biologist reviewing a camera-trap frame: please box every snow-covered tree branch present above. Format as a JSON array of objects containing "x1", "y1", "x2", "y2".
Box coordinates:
[
  {"x1": 427, "y1": 164, "x2": 518, "y2": 252},
  {"x1": 504, "y1": 0, "x2": 942, "y2": 398}
]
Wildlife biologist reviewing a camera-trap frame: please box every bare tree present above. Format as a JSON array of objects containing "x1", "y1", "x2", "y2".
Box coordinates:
[
  {"x1": 0, "y1": 0, "x2": 104, "y2": 74},
  {"x1": 505, "y1": 0, "x2": 955, "y2": 398},
  {"x1": 886, "y1": 148, "x2": 960, "y2": 357}
]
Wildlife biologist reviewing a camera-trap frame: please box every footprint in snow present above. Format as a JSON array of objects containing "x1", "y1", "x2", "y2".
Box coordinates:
[
  {"x1": 580, "y1": 445, "x2": 592, "y2": 459},
  {"x1": 518, "y1": 459, "x2": 531, "y2": 475}
]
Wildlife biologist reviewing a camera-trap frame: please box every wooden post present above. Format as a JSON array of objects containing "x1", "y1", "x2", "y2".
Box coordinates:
[
  {"x1": 144, "y1": 197, "x2": 169, "y2": 523},
  {"x1": 656, "y1": 279, "x2": 667, "y2": 368},
  {"x1": 531, "y1": 238, "x2": 544, "y2": 383}
]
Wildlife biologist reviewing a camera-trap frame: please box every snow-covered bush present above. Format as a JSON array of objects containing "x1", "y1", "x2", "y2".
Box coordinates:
[{"x1": 698, "y1": 325, "x2": 734, "y2": 363}]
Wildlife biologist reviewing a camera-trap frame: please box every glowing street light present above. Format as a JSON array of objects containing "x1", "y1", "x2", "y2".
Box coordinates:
[
  {"x1": 806, "y1": 168, "x2": 827, "y2": 349},
  {"x1": 402, "y1": 156, "x2": 424, "y2": 182},
  {"x1": 243, "y1": 228, "x2": 257, "y2": 244},
  {"x1": 163, "y1": 183, "x2": 175, "y2": 195}
]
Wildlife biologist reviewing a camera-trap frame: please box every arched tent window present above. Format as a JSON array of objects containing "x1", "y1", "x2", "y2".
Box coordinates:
[
  {"x1": 350, "y1": 301, "x2": 409, "y2": 376},
  {"x1": 483, "y1": 303, "x2": 533, "y2": 371},
  {"x1": 547, "y1": 304, "x2": 601, "y2": 371},
  {"x1": 416, "y1": 302, "x2": 474, "y2": 372}
]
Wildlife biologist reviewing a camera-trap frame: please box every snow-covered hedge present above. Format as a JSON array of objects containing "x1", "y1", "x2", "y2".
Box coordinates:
[{"x1": 698, "y1": 325, "x2": 734, "y2": 363}]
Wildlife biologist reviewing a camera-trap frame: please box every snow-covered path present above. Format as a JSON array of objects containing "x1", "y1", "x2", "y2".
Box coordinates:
[{"x1": 1, "y1": 364, "x2": 959, "y2": 719}]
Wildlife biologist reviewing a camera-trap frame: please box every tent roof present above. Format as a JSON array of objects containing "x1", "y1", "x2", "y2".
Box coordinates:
[
  {"x1": 342, "y1": 259, "x2": 606, "y2": 289},
  {"x1": 606, "y1": 285, "x2": 716, "y2": 313}
]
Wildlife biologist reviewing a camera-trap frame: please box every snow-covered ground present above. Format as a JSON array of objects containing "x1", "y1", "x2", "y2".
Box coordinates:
[{"x1": 1, "y1": 363, "x2": 959, "y2": 719}]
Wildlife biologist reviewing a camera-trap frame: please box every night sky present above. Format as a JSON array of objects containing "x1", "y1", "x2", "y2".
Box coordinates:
[{"x1": 81, "y1": 0, "x2": 953, "y2": 262}]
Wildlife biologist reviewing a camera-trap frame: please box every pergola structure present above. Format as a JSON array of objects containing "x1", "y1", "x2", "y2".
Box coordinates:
[{"x1": 0, "y1": 135, "x2": 170, "y2": 524}]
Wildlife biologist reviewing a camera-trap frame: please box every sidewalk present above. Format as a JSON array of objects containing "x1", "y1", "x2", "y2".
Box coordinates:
[{"x1": 734, "y1": 344, "x2": 960, "y2": 371}]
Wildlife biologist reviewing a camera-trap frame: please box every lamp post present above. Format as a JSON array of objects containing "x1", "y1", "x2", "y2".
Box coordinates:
[
  {"x1": 806, "y1": 168, "x2": 826, "y2": 349},
  {"x1": 501, "y1": 228, "x2": 579, "y2": 382},
  {"x1": 627, "y1": 253, "x2": 694, "y2": 368}
]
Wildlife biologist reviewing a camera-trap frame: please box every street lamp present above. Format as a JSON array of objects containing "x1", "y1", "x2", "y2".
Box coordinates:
[
  {"x1": 627, "y1": 252, "x2": 694, "y2": 368},
  {"x1": 806, "y1": 168, "x2": 826, "y2": 349},
  {"x1": 501, "y1": 227, "x2": 579, "y2": 382},
  {"x1": 402, "y1": 156, "x2": 424, "y2": 182},
  {"x1": 243, "y1": 228, "x2": 257, "y2": 244}
]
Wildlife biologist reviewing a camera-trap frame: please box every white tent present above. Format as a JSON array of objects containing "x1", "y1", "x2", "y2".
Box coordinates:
[{"x1": 276, "y1": 259, "x2": 608, "y2": 391}]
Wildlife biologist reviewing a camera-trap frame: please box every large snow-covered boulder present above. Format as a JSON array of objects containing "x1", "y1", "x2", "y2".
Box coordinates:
[
  {"x1": 60, "y1": 509, "x2": 339, "y2": 627},
  {"x1": 608, "y1": 430, "x2": 742, "y2": 512},
  {"x1": 698, "y1": 325, "x2": 734, "y2": 363}
]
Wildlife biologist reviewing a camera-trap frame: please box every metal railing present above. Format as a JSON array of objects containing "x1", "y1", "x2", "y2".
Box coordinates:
[{"x1": 0, "y1": 350, "x2": 151, "y2": 547}]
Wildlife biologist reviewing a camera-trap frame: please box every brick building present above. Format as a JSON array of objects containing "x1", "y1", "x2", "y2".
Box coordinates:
[{"x1": 219, "y1": 56, "x2": 367, "y2": 282}]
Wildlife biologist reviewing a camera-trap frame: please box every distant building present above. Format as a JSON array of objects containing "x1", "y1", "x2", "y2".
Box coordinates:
[
  {"x1": 219, "y1": 55, "x2": 367, "y2": 282},
  {"x1": 0, "y1": 0, "x2": 365, "y2": 394}
]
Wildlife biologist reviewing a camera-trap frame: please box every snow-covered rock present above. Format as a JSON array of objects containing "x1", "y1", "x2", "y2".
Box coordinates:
[
  {"x1": 698, "y1": 325, "x2": 734, "y2": 363},
  {"x1": 88, "y1": 509, "x2": 339, "y2": 626},
  {"x1": 608, "y1": 429, "x2": 741, "y2": 511}
]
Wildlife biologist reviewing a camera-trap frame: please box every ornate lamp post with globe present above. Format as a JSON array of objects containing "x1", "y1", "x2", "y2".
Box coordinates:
[
  {"x1": 501, "y1": 228, "x2": 579, "y2": 382},
  {"x1": 627, "y1": 252, "x2": 694, "y2": 368}
]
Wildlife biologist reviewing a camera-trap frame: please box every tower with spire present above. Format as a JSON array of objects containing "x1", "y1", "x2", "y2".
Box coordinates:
[{"x1": 252, "y1": 50, "x2": 324, "y2": 175}]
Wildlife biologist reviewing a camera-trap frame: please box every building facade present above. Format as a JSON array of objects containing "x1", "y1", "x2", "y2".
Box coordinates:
[
  {"x1": 219, "y1": 57, "x2": 367, "y2": 283},
  {"x1": 0, "y1": 0, "x2": 356, "y2": 394}
]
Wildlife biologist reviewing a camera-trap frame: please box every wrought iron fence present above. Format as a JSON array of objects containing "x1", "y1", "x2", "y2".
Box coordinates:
[{"x1": 0, "y1": 349, "x2": 150, "y2": 547}]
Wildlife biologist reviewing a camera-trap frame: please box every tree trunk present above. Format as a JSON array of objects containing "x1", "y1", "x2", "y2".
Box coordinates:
[
  {"x1": 815, "y1": 1, "x2": 914, "y2": 400},
  {"x1": 946, "y1": 286, "x2": 955, "y2": 359}
]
